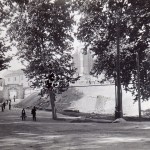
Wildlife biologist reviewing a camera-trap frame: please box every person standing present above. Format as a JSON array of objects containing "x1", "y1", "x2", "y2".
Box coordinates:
[
  {"x1": 1, "y1": 104, "x2": 4, "y2": 112},
  {"x1": 13, "y1": 95, "x2": 16, "y2": 102},
  {"x1": 21, "y1": 108, "x2": 26, "y2": 121},
  {"x1": 5, "y1": 100, "x2": 8, "y2": 105},
  {"x1": 3, "y1": 102, "x2": 6, "y2": 109},
  {"x1": 9, "y1": 101, "x2": 11, "y2": 110},
  {"x1": 31, "y1": 106, "x2": 36, "y2": 121}
]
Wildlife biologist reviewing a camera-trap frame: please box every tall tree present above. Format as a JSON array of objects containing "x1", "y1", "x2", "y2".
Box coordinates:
[
  {"x1": 0, "y1": 1, "x2": 11, "y2": 71},
  {"x1": 8, "y1": 0, "x2": 79, "y2": 119},
  {"x1": 76, "y1": 0, "x2": 150, "y2": 114}
]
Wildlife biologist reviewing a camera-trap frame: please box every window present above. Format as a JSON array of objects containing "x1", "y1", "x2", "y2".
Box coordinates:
[
  {"x1": 8, "y1": 78, "x2": 10, "y2": 81},
  {"x1": 14, "y1": 77, "x2": 16, "y2": 81}
]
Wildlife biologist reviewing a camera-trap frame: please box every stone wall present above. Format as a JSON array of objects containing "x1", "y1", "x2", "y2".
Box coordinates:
[{"x1": 69, "y1": 85, "x2": 140, "y2": 116}]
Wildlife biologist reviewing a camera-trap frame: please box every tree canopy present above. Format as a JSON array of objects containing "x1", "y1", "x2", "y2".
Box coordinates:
[
  {"x1": 8, "y1": 0, "x2": 78, "y2": 93},
  {"x1": 0, "y1": 1, "x2": 11, "y2": 71},
  {"x1": 8, "y1": 0, "x2": 80, "y2": 119},
  {"x1": 76, "y1": 0, "x2": 150, "y2": 101}
]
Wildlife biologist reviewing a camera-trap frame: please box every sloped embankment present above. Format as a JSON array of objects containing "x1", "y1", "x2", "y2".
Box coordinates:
[
  {"x1": 15, "y1": 88, "x2": 84, "y2": 112},
  {"x1": 15, "y1": 92, "x2": 50, "y2": 110}
]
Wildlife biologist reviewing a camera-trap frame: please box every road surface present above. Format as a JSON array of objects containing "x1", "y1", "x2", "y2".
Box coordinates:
[{"x1": 0, "y1": 105, "x2": 150, "y2": 150}]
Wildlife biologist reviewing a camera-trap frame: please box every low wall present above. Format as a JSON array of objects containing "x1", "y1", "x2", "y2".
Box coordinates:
[{"x1": 69, "y1": 85, "x2": 146, "y2": 116}]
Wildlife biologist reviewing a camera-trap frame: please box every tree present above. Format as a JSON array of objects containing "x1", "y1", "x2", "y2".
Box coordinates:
[
  {"x1": 8, "y1": 0, "x2": 79, "y2": 119},
  {"x1": 0, "y1": 1, "x2": 11, "y2": 71},
  {"x1": 75, "y1": 0, "x2": 150, "y2": 117}
]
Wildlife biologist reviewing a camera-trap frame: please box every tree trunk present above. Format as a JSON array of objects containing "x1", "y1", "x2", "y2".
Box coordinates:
[{"x1": 49, "y1": 90, "x2": 57, "y2": 120}]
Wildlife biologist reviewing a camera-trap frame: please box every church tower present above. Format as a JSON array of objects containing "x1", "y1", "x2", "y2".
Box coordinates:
[{"x1": 72, "y1": 48, "x2": 94, "y2": 80}]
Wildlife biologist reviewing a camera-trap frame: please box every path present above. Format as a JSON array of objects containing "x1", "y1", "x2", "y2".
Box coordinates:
[{"x1": 1, "y1": 105, "x2": 150, "y2": 149}]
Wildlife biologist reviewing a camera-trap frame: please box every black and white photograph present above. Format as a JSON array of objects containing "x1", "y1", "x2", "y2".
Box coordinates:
[{"x1": 0, "y1": 0, "x2": 150, "y2": 149}]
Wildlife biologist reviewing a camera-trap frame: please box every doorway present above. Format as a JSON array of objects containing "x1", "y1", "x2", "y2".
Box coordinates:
[{"x1": 9, "y1": 89, "x2": 18, "y2": 99}]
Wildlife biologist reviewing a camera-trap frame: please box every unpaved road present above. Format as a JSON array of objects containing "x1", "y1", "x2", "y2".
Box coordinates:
[{"x1": 0, "y1": 107, "x2": 150, "y2": 150}]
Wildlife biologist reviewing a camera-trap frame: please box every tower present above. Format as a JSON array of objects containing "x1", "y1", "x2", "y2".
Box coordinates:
[{"x1": 72, "y1": 48, "x2": 94, "y2": 81}]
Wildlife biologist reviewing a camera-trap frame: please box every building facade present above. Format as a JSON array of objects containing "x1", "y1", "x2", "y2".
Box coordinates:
[
  {"x1": 72, "y1": 49, "x2": 94, "y2": 76},
  {"x1": 1, "y1": 70, "x2": 32, "y2": 99},
  {"x1": 4, "y1": 70, "x2": 31, "y2": 87},
  {"x1": 72, "y1": 48, "x2": 105, "y2": 85}
]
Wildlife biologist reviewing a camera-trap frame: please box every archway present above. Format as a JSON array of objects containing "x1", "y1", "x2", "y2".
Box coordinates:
[
  {"x1": 9, "y1": 88, "x2": 18, "y2": 99},
  {"x1": 3, "y1": 84, "x2": 24, "y2": 100}
]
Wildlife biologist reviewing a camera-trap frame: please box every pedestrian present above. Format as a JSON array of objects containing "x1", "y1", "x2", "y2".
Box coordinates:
[
  {"x1": 13, "y1": 95, "x2": 16, "y2": 102},
  {"x1": 31, "y1": 106, "x2": 36, "y2": 121},
  {"x1": 9, "y1": 101, "x2": 11, "y2": 110},
  {"x1": 6, "y1": 100, "x2": 8, "y2": 105},
  {"x1": 3, "y1": 102, "x2": 6, "y2": 109},
  {"x1": 21, "y1": 108, "x2": 26, "y2": 121},
  {"x1": 1, "y1": 104, "x2": 4, "y2": 112}
]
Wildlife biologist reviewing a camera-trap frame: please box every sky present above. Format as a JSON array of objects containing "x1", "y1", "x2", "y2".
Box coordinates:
[
  {"x1": 0, "y1": 37, "x2": 82, "y2": 78},
  {"x1": 0, "y1": 10, "x2": 82, "y2": 78},
  {"x1": 0, "y1": 48, "x2": 24, "y2": 78}
]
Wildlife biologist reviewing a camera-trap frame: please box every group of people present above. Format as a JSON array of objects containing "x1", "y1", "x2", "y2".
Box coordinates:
[
  {"x1": 1, "y1": 95, "x2": 16, "y2": 112},
  {"x1": 1, "y1": 96, "x2": 37, "y2": 121},
  {"x1": 21, "y1": 106, "x2": 37, "y2": 121},
  {"x1": 1, "y1": 99, "x2": 11, "y2": 112}
]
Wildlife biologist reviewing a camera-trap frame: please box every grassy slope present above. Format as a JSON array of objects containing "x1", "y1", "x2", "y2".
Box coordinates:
[{"x1": 15, "y1": 88, "x2": 83, "y2": 112}]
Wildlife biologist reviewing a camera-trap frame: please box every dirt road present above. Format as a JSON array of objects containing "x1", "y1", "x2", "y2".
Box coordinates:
[{"x1": 0, "y1": 107, "x2": 150, "y2": 150}]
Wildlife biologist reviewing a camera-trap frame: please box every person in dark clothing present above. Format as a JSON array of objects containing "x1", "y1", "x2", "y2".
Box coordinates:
[
  {"x1": 1, "y1": 104, "x2": 4, "y2": 112},
  {"x1": 31, "y1": 106, "x2": 36, "y2": 121},
  {"x1": 21, "y1": 108, "x2": 26, "y2": 121},
  {"x1": 9, "y1": 101, "x2": 11, "y2": 110},
  {"x1": 3, "y1": 102, "x2": 6, "y2": 109},
  {"x1": 13, "y1": 95, "x2": 16, "y2": 102}
]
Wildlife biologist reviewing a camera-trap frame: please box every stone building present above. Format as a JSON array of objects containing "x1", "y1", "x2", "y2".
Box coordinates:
[
  {"x1": 1, "y1": 70, "x2": 32, "y2": 99},
  {"x1": 72, "y1": 49, "x2": 94, "y2": 76},
  {"x1": 72, "y1": 49, "x2": 104, "y2": 85},
  {"x1": 4, "y1": 70, "x2": 30, "y2": 87}
]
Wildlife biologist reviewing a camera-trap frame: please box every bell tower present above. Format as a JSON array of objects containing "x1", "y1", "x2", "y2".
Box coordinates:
[{"x1": 72, "y1": 48, "x2": 94, "y2": 79}]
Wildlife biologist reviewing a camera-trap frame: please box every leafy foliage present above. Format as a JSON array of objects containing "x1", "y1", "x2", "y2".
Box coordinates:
[
  {"x1": 0, "y1": 42, "x2": 11, "y2": 71},
  {"x1": 0, "y1": 1, "x2": 12, "y2": 71},
  {"x1": 76, "y1": 0, "x2": 150, "y2": 101},
  {"x1": 8, "y1": 0, "x2": 79, "y2": 93}
]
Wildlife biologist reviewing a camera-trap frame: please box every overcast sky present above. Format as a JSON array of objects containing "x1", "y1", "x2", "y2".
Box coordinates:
[
  {"x1": 0, "y1": 48, "x2": 24, "y2": 78},
  {"x1": 0, "y1": 11, "x2": 82, "y2": 78},
  {"x1": 0, "y1": 39, "x2": 82, "y2": 78}
]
